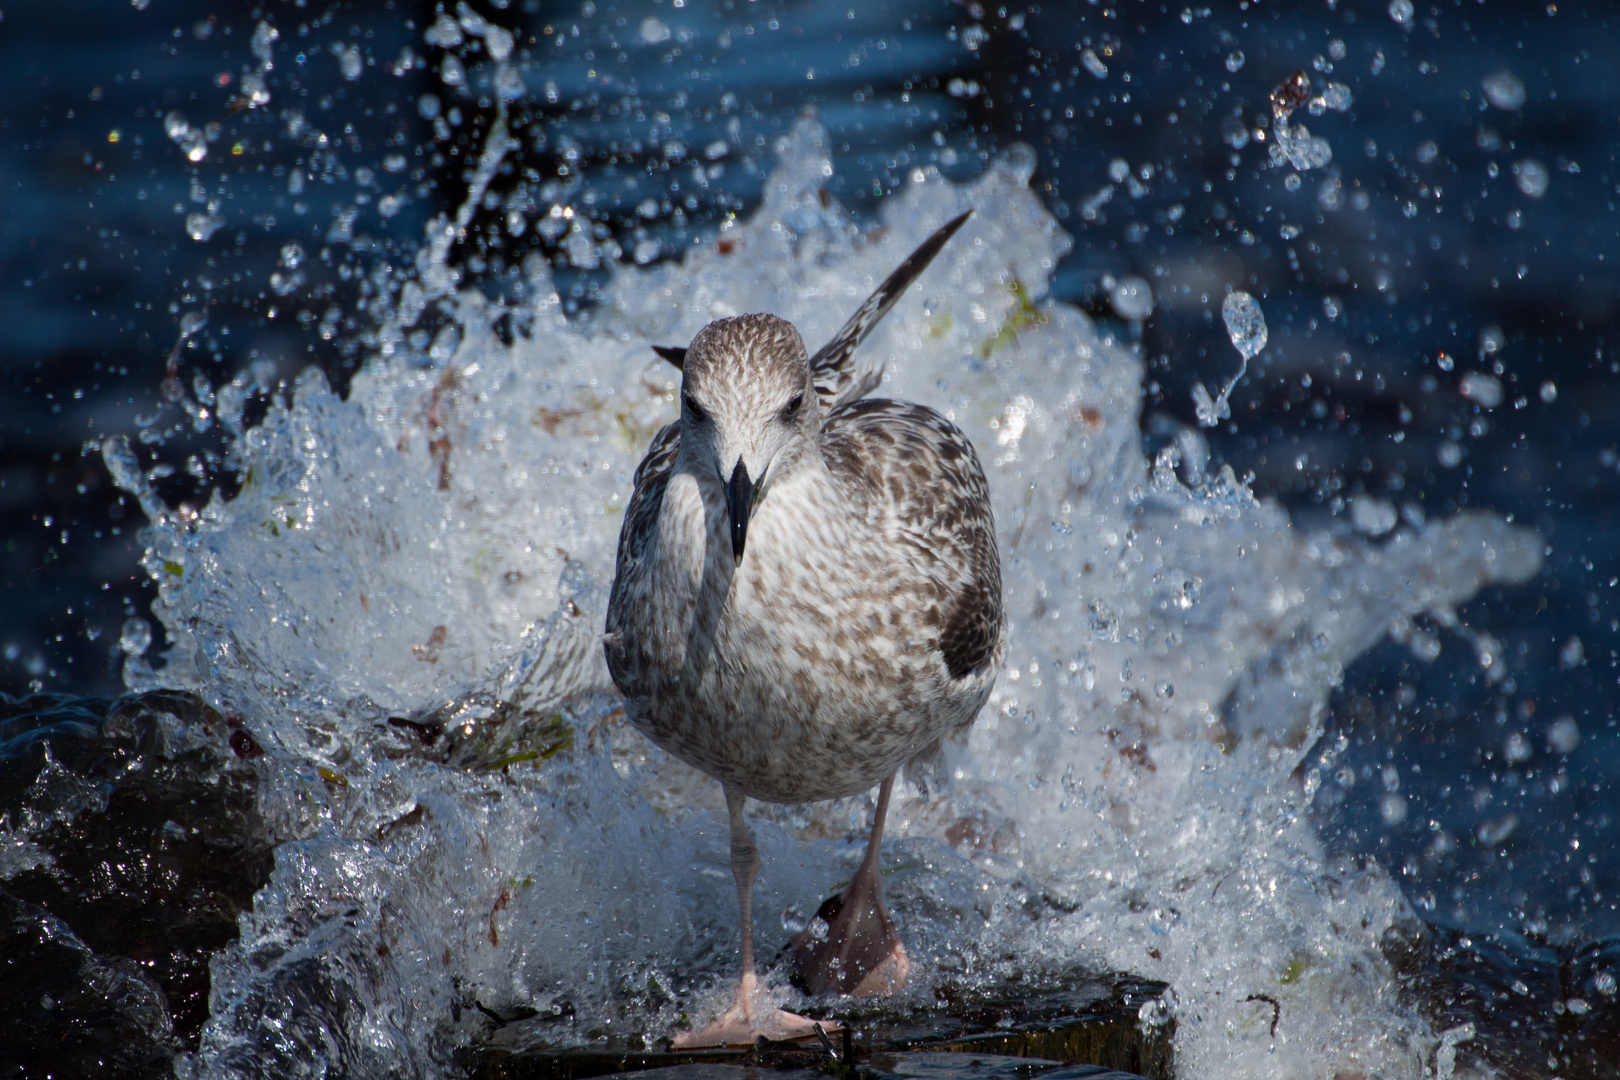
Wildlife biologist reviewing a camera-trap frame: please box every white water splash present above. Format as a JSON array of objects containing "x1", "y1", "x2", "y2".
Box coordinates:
[{"x1": 115, "y1": 115, "x2": 1540, "y2": 1080}]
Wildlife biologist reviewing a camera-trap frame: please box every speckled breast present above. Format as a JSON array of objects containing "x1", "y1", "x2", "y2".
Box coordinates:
[{"x1": 612, "y1": 486, "x2": 994, "y2": 804}]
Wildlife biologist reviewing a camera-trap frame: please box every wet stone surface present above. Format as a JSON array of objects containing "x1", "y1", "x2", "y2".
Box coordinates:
[
  {"x1": 1383, "y1": 916, "x2": 1620, "y2": 1078},
  {"x1": 466, "y1": 976, "x2": 1170, "y2": 1080},
  {"x1": 582, "y1": 1055, "x2": 1151, "y2": 1080},
  {"x1": 0, "y1": 690, "x2": 272, "y2": 1076}
]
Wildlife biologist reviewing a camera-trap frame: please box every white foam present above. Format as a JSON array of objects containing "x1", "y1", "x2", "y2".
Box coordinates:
[{"x1": 114, "y1": 114, "x2": 1542, "y2": 1079}]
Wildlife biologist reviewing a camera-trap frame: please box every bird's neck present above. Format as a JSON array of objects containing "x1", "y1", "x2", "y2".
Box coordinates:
[{"x1": 663, "y1": 451, "x2": 845, "y2": 595}]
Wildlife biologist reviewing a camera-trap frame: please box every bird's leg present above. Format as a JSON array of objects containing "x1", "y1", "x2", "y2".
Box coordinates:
[
  {"x1": 673, "y1": 789, "x2": 827, "y2": 1048},
  {"x1": 789, "y1": 772, "x2": 911, "y2": 997}
]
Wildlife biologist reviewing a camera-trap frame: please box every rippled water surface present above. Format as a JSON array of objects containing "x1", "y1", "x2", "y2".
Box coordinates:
[{"x1": 3, "y1": 2, "x2": 1618, "y2": 1078}]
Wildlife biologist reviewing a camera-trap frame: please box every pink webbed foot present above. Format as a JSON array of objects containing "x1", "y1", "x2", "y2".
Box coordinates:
[{"x1": 672, "y1": 972, "x2": 834, "y2": 1048}]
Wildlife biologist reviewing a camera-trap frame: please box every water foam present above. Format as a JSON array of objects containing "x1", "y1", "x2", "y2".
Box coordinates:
[{"x1": 110, "y1": 115, "x2": 1542, "y2": 1079}]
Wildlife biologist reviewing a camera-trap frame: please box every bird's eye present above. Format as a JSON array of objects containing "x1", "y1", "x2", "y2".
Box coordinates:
[
  {"x1": 780, "y1": 393, "x2": 804, "y2": 422},
  {"x1": 683, "y1": 394, "x2": 707, "y2": 423}
]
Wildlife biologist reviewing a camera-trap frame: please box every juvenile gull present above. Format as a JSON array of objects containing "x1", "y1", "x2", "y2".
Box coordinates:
[{"x1": 604, "y1": 211, "x2": 1003, "y2": 1047}]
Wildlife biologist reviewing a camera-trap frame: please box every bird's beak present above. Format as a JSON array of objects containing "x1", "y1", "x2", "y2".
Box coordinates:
[{"x1": 725, "y1": 460, "x2": 755, "y2": 560}]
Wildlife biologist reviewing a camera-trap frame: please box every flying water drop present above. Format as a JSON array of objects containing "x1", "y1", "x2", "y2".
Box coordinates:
[
  {"x1": 1222, "y1": 291, "x2": 1268, "y2": 360},
  {"x1": 1109, "y1": 276, "x2": 1154, "y2": 321},
  {"x1": 1195, "y1": 292, "x2": 1268, "y2": 428},
  {"x1": 1512, "y1": 159, "x2": 1549, "y2": 198},
  {"x1": 1482, "y1": 70, "x2": 1526, "y2": 111},
  {"x1": 119, "y1": 617, "x2": 152, "y2": 657}
]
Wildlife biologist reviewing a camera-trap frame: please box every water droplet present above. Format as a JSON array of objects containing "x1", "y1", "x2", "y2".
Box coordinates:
[
  {"x1": 424, "y1": 13, "x2": 463, "y2": 48},
  {"x1": 251, "y1": 21, "x2": 279, "y2": 67},
  {"x1": 186, "y1": 209, "x2": 225, "y2": 242},
  {"x1": 1539, "y1": 380, "x2": 1558, "y2": 404},
  {"x1": 633, "y1": 238, "x2": 662, "y2": 265},
  {"x1": 1504, "y1": 732, "x2": 1533, "y2": 764},
  {"x1": 1458, "y1": 371, "x2": 1504, "y2": 408},
  {"x1": 119, "y1": 617, "x2": 153, "y2": 657},
  {"x1": 1547, "y1": 715, "x2": 1581, "y2": 754},
  {"x1": 1512, "y1": 158, "x2": 1549, "y2": 198},
  {"x1": 1154, "y1": 681, "x2": 1174, "y2": 700},
  {"x1": 1109, "y1": 276, "x2": 1154, "y2": 321},
  {"x1": 1482, "y1": 70, "x2": 1526, "y2": 110},
  {"x1": 440, "y1": 54, "x2": 465, "y2": 87},
  {"x1": 1319, "y1": 82, "x2": 1353, "y2": 111},
  {"x1": 1220, "y1": 116, "x2": 1250, "y2": 150},
  {"x1": 1225, "y1": 51, "x2": 1245, "y2": 73},
  {"x1": 1350, "y1": 496, "x2": 1397, "y2": 536},
  {"x1": 1477, "y1": 814, "x2": 1519, "y2": 846},
  {"x1": 1191, "y1": 382, "x2": 1226, "y2": 428},
  {"x1": 1081, "y1": 48, "x2": 1107, "y2": 79},
  {"x1": 1289, "y1": 129, "x2": 1332, "y2": 169},
  {"x1": 1222, "y1": 292, "x2": 1268, "y2": 361},
  {"x1": 1387, "y1": 0, "x2": 1414, "y2": 25},
  {"x1": 639, "y1": 16, "x2": 671, "y2": 45},
  {"x1": 1380, "y1": 793, "x2": 1408, "y2": 825}
]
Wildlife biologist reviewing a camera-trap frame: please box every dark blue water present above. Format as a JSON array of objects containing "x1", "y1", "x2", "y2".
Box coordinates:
[{"x1": 3, "y1": 0, "x2": 1618, "y2": 1073}]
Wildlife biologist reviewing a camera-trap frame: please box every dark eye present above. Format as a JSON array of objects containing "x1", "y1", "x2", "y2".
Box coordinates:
[
  {"x1": 683, "y1": 394, "x2": 707, "y2": 423},
  {"x1": 780, "y1": 393, "x2": 804, "y2": 422}
]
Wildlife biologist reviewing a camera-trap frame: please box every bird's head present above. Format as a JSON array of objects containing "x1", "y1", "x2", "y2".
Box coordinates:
[{"x1": 677, "y1": 313, "x2": 820, "y2": 560}]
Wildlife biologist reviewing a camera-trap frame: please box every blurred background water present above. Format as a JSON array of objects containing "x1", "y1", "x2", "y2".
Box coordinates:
[{"x1": 2, "y1": 0, "x2": 1618, "y2": 1074}]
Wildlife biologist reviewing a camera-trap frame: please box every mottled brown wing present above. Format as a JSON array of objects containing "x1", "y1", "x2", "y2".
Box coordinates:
[
  {"x1": 809, "y1": 210, "x2": 971, "y2": 411},
  {"x1": 606, "y1": 420, "x2": 680, "y2": 631},
  {"x1": 820, "y1": 398, "x2": 1002, "y2": 680}
]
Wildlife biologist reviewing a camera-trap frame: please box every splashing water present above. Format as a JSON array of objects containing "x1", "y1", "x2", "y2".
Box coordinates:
[
  {"x1": 1221, "y1": 291, "x2": 1268, "y2": 362},
  {"x1": 1193, "y1": 291, "x2": 1268, "y2": 429},
  {"x1": 99, "y1": 113, "x2": 1542, "y2": 1080}
]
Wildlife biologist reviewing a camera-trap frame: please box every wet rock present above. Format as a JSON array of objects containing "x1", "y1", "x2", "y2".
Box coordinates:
[
  {"x1": 864, "y1": 1051, "x2": 1149, "y2": 1080},
  {"x1": 1, "y1": 890, "x2": 179, "y2": 1079},
  {"x1": 0, "y1": 690, "x2": 273, "y2": 1074},
  {"x1": 1383, "y1": 917, "x2": 1620, "y2": 1079},
  {"x1": 465, "y1": 975, "x2": 1170, "y2": 1080}
]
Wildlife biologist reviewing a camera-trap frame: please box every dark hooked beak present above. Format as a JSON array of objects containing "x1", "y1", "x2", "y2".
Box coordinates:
[{"x1": 725, "y1": 460, "x2": 755, "y2": 560}]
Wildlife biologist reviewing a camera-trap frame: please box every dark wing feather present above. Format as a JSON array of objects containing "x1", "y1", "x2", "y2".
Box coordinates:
[
  {"x1": 606, "y1": 420, "x2": 680, "y2": 635},
  {"x1": 821, "y1": 397, "x2": 1003, "y2": 680},
  {"x1": 809, "y1": 210, "x2": 972, "y2": 410}
]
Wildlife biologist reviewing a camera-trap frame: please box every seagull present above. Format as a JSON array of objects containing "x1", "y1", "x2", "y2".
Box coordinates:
[{"x1": 604, "y1": 210, "x2": 1002, "y2": 1047}]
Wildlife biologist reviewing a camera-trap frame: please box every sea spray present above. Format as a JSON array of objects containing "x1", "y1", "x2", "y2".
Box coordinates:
[{"x1": 109, "y1": 114, "x2": 1541, "y2": 1079}]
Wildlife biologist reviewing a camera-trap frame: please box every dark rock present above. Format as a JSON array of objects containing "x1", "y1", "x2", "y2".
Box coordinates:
[
  {"x1": 464, "y1": 975, "x2": 1171, "y2": 1080},
  {"x1": 0, "y1": 689, "x2": 273, "y2": 1075},
  {"x1": 1384, "y1": 917, "x2": 1620, "y2": 1079}
]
